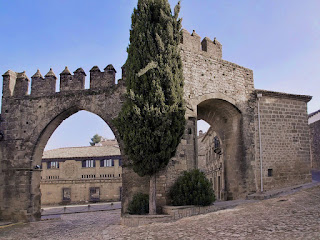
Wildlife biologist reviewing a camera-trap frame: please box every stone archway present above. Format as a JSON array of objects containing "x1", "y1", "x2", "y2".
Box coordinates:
[
  {"x1": 30, "y1": 107, "x2": 122, "y2": 221},
  {"x1": 0, "y1": 67, "x2": 126, "y2": 221},
  {"x1": 197, "y1": 98, "x2": 246, "y2": 200}
]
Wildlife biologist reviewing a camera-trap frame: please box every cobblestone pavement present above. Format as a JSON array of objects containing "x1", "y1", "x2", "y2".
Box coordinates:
[{"x1": 1, "y1": 185, "x2": 320, "y2": 240}]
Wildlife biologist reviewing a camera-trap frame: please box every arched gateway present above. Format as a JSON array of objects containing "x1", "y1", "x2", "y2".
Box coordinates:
[{"x1": 0, "y1": 29, "x2": 312, "y2": 221}]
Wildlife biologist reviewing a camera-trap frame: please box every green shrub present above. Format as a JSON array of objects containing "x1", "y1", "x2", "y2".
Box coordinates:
[
  {"x1": 127, "y1": 192, "x2": 149, "y2": 215},
  {"x1": 169, "y1": 169, "x2": 215, "y2": 206}
]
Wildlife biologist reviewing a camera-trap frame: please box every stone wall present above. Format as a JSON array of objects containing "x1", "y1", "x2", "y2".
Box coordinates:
[
  {"x1": 40, "y1": 179, "x2": 122, "y2": 205},
  {"x1": 255, "y1": 90, "x2": 312, "y2": 191},
  {"x1": 310, "y1": 115, "x2": 320, "y2": 170}
]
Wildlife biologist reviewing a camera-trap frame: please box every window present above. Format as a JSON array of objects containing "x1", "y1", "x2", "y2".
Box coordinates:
[
  {"x1": 47, "y1": 161, "x2": 59, "y2": 169},
  {"x1": 62, "y1": 188, "x2": 71, "y2": 201},
  {"x1": 82, "y1": 160, "x2": 95, "y2": 168},
  {"x1": 81, "y1": 174, "x2": 96, "y2": 178},
  {"x1": 119, "y1": 159, "x2": 122, "y2": 166},
  {"x1": 214, "y1": 136, "x2": 220, "y2": 149},
  {"x1": 100, "y1": 159, "x2": 114, "y2": 167},
  {"x1": 213, "y1": 136, "x2": 222, "y2": 155},
  {"x1": 268, "y1": 169, "x2": 273, "y2": 177}
]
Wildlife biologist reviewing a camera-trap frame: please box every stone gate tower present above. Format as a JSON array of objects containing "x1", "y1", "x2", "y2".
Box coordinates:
[{"x1": 0, "y1": 29, "x2": 312, "y2": 222}]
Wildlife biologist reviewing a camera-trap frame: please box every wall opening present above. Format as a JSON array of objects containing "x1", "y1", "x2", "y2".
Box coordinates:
[
  {"x1": 31, "y1": 109, "x2": 122, "y2": 219},
  {"x1": 197, "y1": 98, "x2": 245, "y2": 200}
]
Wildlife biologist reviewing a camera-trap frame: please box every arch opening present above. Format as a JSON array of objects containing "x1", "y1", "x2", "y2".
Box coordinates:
[
  {"x1": 30, "y1": 108, "x2": 123, "y2": 220},
  {"x1": 197, "y1": 98, "x2": 245, "y2": 200}
]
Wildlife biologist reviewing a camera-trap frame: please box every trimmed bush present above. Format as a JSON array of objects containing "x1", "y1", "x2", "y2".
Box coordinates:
[
  {"x1": 169, "y1": 169, "x2": 215, "y2": 206},
  {"x1": 127, "y1": 193, "x2": 149, "y2": 215}
]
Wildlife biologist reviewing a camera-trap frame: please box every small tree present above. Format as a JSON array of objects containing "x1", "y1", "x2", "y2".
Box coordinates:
[
  {"x1": 169, "y1": 169, "x2": 215, "y2": 206},
  {"x1": 116, "y1": 0, "x2": 185, "y2": 214},
  {"x1": 90, "y1": 134, "x2": 102, "y2": 146}
]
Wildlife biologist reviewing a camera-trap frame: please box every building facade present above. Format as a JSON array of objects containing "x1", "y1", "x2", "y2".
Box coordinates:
[
  {"x1": 309, "y1": 110, "x2": 320, "y2": 170},
  {"x1": 40, "y1": 139, "x2": 122, "y2": 205},
  {"x1": 198, "y1": 129, "x2": 225, "y2": 200}
]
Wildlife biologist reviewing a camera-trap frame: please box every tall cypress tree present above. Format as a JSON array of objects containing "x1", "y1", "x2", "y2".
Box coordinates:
[{"x1": 116, "y1": 0, "x2": 185, "y2": 214}]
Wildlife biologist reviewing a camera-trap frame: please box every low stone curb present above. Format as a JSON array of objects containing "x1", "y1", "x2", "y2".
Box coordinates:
[
  {"x1": 121, "y1": 214, "x2": 173, "y2": 227},
  {"x1": 121, "y1": 202, "x2": 242, "y2": 227},
  {"x1": 246, "y1": 181, "x2": 320, "y2": 200}
]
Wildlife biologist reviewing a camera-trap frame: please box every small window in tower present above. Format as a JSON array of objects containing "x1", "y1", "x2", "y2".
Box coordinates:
[{"x1": 268, "y1": 169, "x2": 273, "y2": 177}]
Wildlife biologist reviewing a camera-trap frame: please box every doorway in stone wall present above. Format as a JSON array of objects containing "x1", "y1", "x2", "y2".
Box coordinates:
[
  {"x1": 32, "y1": 110, "x2": 123, "y2": 219},
  {"x1": 197, "y1": 98, "x2": 246, "y2": 200},
  {"x1": 197, "y1": 119, "x2": 225, "y2": 200}
]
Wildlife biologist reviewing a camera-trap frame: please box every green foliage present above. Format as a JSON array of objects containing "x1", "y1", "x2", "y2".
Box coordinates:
[
  {"x1": 90, "y1": 134, "x2": 102, "y2": 146},
  {"x1": 128, "y1": 192, "x2": 149, "y2": 215},
  {"x1": 169, "y1": 169, "x2": 216, "y2": 206},
  {"x1": 115, "y1": 0, "x2": 185, "y2": 177}
]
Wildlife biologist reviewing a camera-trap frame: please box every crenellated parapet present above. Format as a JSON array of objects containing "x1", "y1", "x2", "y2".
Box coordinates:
[
  {"x1": 181, "y1": 29, "x2": 222, "y2": 59},
  {"x1": 2, "y1": 64, "x2": 119, "y2": 98}
]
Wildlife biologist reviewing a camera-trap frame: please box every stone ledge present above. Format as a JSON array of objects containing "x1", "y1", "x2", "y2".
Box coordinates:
[
  {"x1": 122, "y1": 203, "x2": 232, "y2": 227},
  {"x1": 255, "y1": 89, "x2": 312, "y2": 102},
  {"x1": 121, "y1": 214, "x2": 172, "y2": 227},
  {"x1": 163, "y1": 205, "x2": 219, "y2": 220}
]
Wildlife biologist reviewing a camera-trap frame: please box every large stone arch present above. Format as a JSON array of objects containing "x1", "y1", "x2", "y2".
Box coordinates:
[
  {"x1": 0, "y1": 67, "x2": 127, "y2": 221},
  {"x1": 29, "y1": 106, "x2": 123, "y2": 220},
  {"x1": 197, "y1": 98, "x2": 246, "y2": 199}
]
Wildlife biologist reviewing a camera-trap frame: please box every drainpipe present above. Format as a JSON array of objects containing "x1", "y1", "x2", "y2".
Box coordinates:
[{"x1": 257, "y1": 93, "x2": 263, "y2": 192}]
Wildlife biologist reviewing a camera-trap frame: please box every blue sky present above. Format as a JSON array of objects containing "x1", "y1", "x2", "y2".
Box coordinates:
[{"x1": 0, "y1": 0, "x2": 319, "y2": 150}]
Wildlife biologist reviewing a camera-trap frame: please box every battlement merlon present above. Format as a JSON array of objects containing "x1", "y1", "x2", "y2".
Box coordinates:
[
  {"x1": 2, "y1": 70, "x2": 17, "y2": 97},
  {"x1": 60, "y1": 66, "x2": 83, "y2": 92},
  {"x1": 90, "y1": 64, "x2": 116, "y2": 90},
  {"x1": 181, "y1": 29, "x2": 222, "y2": 59},
  {"x1": 1, "y1": 70, "x2": 30, "y2": 98},
  {"x1": 31, "y1": 69, "x2": 56, "y2": 97}
]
